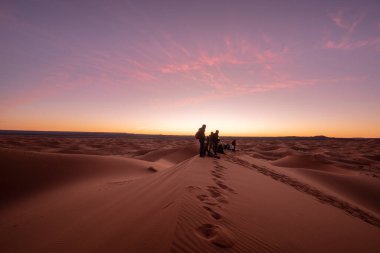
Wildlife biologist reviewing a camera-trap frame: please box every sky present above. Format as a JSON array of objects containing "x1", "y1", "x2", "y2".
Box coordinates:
[{"x1": 0, "y1": 0, "x2": 379, "y2": 137}]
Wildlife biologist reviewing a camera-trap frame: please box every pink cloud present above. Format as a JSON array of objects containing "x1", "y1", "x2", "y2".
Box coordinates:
[
  {"x1": 330, "y1": 10, "x2": 346, "y2": 30},
  {"x1": 160, "y1": 51, "x2": 246, "y2": 74},
  {"x1": 234, "y1": 78, "x2": 316, "y2": 95},
  {"x1": 0, "y1": 50, "x2": 162, "y2": 114},
  {"x1": 324, "y1": 38, "x2": 380, "y2": 50},
  {"x1": 157, "y1": 33, "x2": 291, "y2": 96},
  {"x1": 129, "y1": 70, "x2": 156, "y2": 81},
  {"x1": 160, "y1": 63, "x2": 199, "y2": 73},
  {"x1": 254, "y1": 49, "x2": 277, "y2": 71},
  {"x1": 162, "y1": 33, "x2": 191, "y2": 57},
  {"x1": 224, "y1": 37, "x2": 232, "y2": 49},
  {"x1": 324, "y1": 10, "x2": 379, "y2": 51},
  {"x1": 159, "y1": 39, "x2": 286, "y2": 84},
  {"x1": 157, "y1": 35, "x2": 290, "y2": 95},
  {"x1": 329, "y1": 10, "x2": 365, "y2": 33},
  {"x1": 199, "y1": 53, "x2": 245, "y2": 66},
  {"x1": 126, "y1": 59, "x2": 146, "y2": 69},
  {"x1": 170, "y1": 73, "x2": 363, "y2": 108},
  {"x1": 197, "y1": 70, "x2": 227, "y2": 90},
  {"x1": 162, "y1": 77, "x2": 319, "y2": 109},
  {"x1": 1, "y1": 30, "x2": 292, "y2": 114}
]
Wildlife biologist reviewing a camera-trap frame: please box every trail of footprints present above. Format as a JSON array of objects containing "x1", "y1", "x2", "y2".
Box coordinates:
[
  {"x1": 188, "y1": 159, "x2": 237, "y2": 248},
  {"x1": 224, "y1": 154, "x2": 380, "y2": 229},
  {"x1": 202, "y1": 160, "x2": 236, "y2": 220}
]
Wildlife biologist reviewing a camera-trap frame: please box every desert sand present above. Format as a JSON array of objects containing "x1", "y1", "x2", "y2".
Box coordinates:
[{"x1": 1, "y1": 133, "x2": 380, "y2": 253}]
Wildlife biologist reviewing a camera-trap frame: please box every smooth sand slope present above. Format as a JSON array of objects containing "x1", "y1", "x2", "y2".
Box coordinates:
[{"x1": 1, "y1": 136, "x2": 380, "y2": 253}]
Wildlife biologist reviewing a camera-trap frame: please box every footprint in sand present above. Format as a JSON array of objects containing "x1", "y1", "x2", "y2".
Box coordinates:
[
  {"x1": 196, "y1": 224, "x2": 234, "y2": 248},
  {"x1": 207, "y1": 186, "x2": 228, "y2": 203},
  {"x1": 214, "y1": 166, "x2": 225, "y2": 172},
  {"x1": 213, "y1": 162, "x2": 224, "y2": 168},
  {"x1": 214, "y1": 180, "x2": 237, "y2": 194},
  {"x1": 203, "y1": 206, "x2": 222, "y2": 220},
  {"x1": 207, "y1": 186, "x2": 222, "y2": 198},
  {"x1": 212, "y1": 167, "x2": 225, "y2": 172},
  {"x1": 213, "y1": 169, "x2": 224, "y2": 175},
  {"x1": 213, "y1": 163, "x2": 224, "y2": 168},
  {"x1": 196, "y1": 194, "x2": 220, "y2": 206},
  {"x1": 211, "y1": 171, "x2": 224, "y2": 179},
  {"x1": 196, "y1": 194, "x2": 209, "y2": 201},
  {"x1": 187, "y1": 186, "x2": 201, "y2": 192}
]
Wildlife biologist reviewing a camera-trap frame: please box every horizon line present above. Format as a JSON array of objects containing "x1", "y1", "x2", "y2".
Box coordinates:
[{"x1": 0, "y1": 129, "x2": 378, "y2": 139}]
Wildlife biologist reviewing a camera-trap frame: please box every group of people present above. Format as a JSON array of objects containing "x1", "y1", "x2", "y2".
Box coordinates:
[{"x1": 195, "y1": 124, "x2": 236, "y2": 157}]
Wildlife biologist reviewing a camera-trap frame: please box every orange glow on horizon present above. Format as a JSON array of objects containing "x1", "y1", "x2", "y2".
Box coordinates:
[{"x1": 2, "y1": 120, "x2": 379, "y2": 138}]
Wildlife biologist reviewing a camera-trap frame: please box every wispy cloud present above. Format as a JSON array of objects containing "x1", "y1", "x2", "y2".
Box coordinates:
[
  {"x1": 329, "y1": 9, "x2": 365, "y2": 33},
  {"x1": 1, "y1": 27, "x2": 292, "y2": 115},
  {"x1": 324, "y1": 37, "x2": 380, "y2": 50},
  {"x1": 130, "y1": 70, "x2": 156, "y2": 81},
  {"x1": 162, "y1": 78, "x2": 315, "y2": 109},
  {"x1": 254, "y1": 49, "x2": 278, "y2": 71},
  {"x1": 160, "y1": 52, "x2": 246, "y2": 74},
  {"x1": 158, "y1": 35, "x2": 289, "y2": 95},
  {"x1": 330, "y1": 10, "x2": 345, "y2": 30},
  {"x1": 162, "y1": 74, "x2": 362, "y2": 109},
  {"x1": 324, "y1": 9, "x2": 380, "y2": 51}
]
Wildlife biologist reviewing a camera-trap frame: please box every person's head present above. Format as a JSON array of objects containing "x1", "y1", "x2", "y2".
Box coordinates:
[
  {"x1": 202, "y1": 124, "x2": 206, "y2": 129},
  {"x1": 211, "y1": 132, "x2": 214, "y2": 135},
  {"x1": 216, "y1": 130, "x2": 219, "y2": 134}
]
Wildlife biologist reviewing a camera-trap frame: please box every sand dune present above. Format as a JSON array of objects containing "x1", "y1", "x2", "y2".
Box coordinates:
[
  {"x1": 1, "y1": 136, "x2": 380, "y2": 253},
  {"x1": 0, "y1": 148, "x2": 160, "y2": 207},
  {"x1": 272, "y1": 153, "x2": 353, "y2": 174},
  {"x1": 136, "y1": 144, "x2": 198, "y2": 164},
  {"x1": 269, "y1": 151, "x2": 380, "y2": 214}
]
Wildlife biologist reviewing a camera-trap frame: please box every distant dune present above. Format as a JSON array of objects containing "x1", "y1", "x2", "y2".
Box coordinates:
[{"x1": 1, "y1": 134, "x2": 379, "y2": 253}]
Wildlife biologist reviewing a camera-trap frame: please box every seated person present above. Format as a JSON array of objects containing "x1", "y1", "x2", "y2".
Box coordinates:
[{"x1": 217, "y1": 143, "x2": 225, "y2": 154}]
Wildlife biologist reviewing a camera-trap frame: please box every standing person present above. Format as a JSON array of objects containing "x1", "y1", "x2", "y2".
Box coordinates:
[
  {"x1": 196, "y1": 124, "x2": 206, "y2": 157},
  {"x1": 207, "y1": 132, "x2": 214, "y2": 156},
  {"x1": 212, "y1": 130, "x2": 219, "y2": 154},
  {"x1": 232, "y1": 139, "x2": 236, "y2": 152}
]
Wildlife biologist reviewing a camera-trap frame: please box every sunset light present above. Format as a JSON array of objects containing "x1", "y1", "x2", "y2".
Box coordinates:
[
  {"x1": 1, "y1": 0, "x2": 379, "y2": 137},
  {"x1": 1, "y1": 2, "x2": 380, "y2": 252}
]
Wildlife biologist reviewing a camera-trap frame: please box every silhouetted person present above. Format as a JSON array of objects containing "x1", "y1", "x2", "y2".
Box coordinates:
[
  {"x1": 196, "y1": 124, "x2": 206, "y2": 157},
  {"x1": 217, "y1": 142, "x2": 225, "y2": 154},
  {"x1": 232, "y1": 139, "x2": 236, "y2": 152},
  {"x1": 205, "y1": 132, "x2": 212, "y2": 156},
  {"x1": 207, "y1": 132, "x2": 214, "y2": 156},
  {"x1": 212, "y1": 130, "x2": 219, "y2": 154}
]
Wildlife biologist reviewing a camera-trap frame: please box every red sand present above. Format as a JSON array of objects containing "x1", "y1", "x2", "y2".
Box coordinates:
[{"x1": 1, "y1": 135, "x2": 380, "y2": 253}]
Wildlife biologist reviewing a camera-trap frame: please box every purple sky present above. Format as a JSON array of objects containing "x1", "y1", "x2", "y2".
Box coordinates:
[{"x1": 1, "y1": 0, "x2": 379, "y2": 137}]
